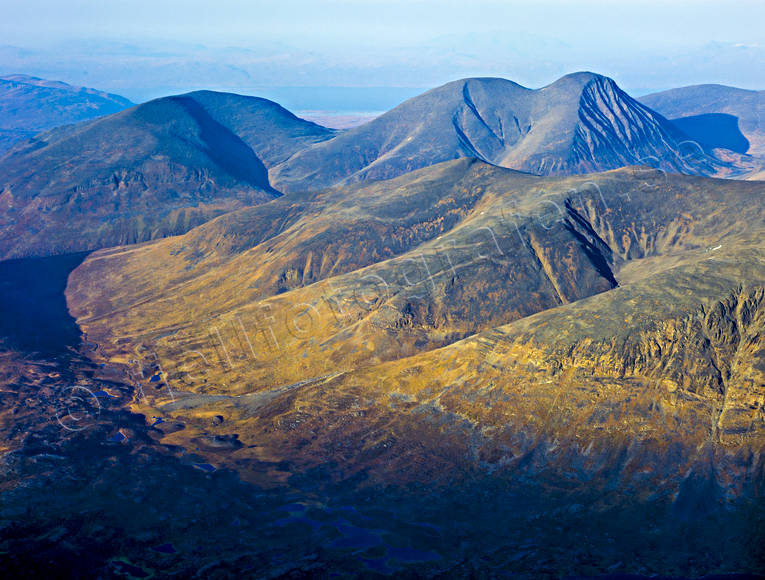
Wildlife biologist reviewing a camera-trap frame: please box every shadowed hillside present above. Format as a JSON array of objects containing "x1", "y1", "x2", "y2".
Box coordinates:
[
  {"x1": 0, "y1": 90, "x2": 338, "y2": 261},
  {"x1": 669, "y1": 113, "x2": 751, "y2": 154},
  {"x1": 181, "y1": 90, "x2": 335, "y2": 167},
  {"x1": 640, "y1": 83, "x2": 764, "y2": 158}
]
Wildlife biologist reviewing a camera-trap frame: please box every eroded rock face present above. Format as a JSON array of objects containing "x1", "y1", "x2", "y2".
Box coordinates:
[
  {"x1": 572, "y1": 76, "x2": 722, "y2": 176},
  {"x1": 704, "y1": 288, "x2": 765, "y2": 436}
]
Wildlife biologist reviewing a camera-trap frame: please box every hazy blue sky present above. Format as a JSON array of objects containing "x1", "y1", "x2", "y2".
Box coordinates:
[{"x1": 1, "y1": 0, "x2": 763, "y2": 107}]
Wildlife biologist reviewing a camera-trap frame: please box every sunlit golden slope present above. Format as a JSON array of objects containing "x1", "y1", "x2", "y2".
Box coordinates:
[{"x1": 67, "y1": 160, "x2": 764, "y2": 489}]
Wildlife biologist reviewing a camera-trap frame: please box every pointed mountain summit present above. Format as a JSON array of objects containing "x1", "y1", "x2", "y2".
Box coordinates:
[{"x1": 270, "y1": 72, "x2": 738, "y2": 192}]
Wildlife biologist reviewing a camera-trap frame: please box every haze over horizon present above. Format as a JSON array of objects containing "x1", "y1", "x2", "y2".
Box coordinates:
[{"x1": 1, "y1": 0, "x2": 764, "y2": 108}]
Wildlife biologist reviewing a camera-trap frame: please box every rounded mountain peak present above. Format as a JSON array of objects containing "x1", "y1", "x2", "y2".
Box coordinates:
[{"x1": 543, "y1": 71, "x2": 615, "y2": 92}]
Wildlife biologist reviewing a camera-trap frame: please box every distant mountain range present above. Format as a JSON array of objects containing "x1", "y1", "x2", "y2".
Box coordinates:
[
  {"x1": 0, "y1": 72, "x2": 761, "y2": 259},
  {"x1": 0, "y1": 74, "x2": 133, "y2": 152}
]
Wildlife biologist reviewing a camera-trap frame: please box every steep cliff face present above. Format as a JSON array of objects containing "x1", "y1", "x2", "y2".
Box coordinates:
[
  {"x1": 703, "y1": 287, "x2": 765, "y2": 436},
  {"x1": 525, "y1": 286, "x2": 765, "y2": 439}
]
